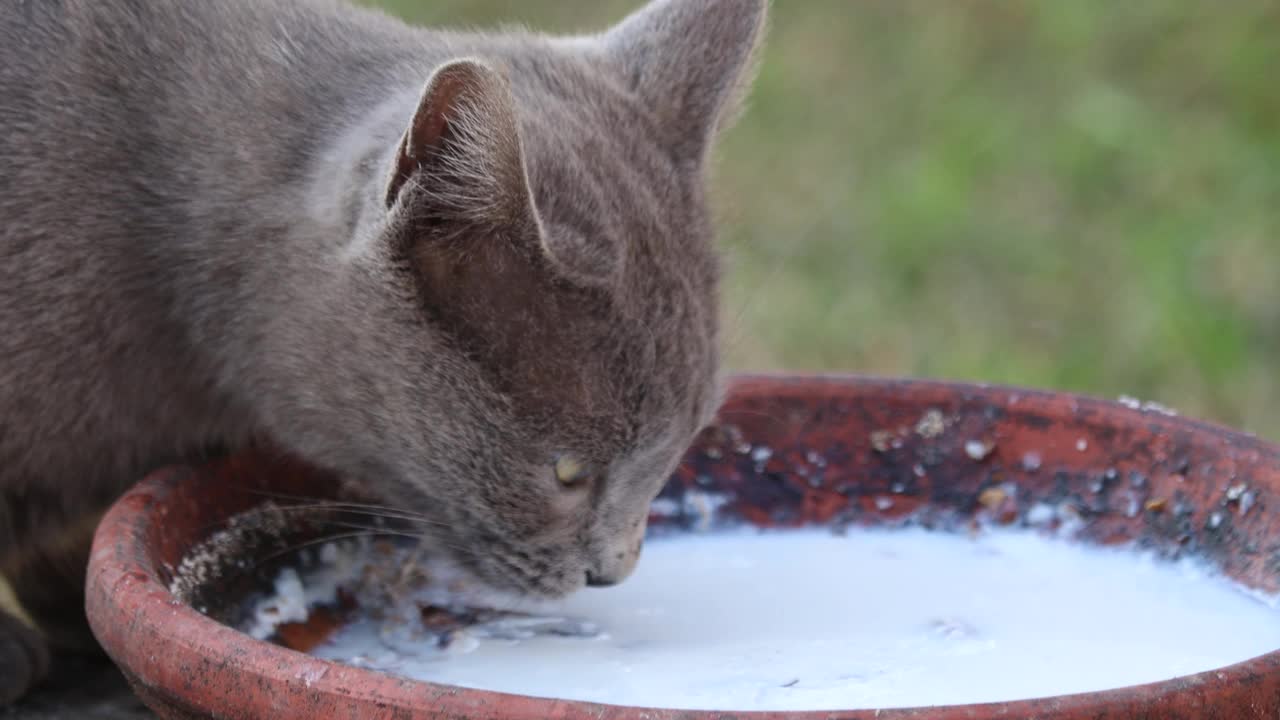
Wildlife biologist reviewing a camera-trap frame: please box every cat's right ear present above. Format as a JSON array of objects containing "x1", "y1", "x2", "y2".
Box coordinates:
[
  {"x1": 604, "y1": 0, "x2": 768, "y2": 163},
  {"x1": 383, "y1": 59, "x2": 539, "y2": 233}
]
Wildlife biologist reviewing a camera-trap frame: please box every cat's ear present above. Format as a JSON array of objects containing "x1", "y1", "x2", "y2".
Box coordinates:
[
  {"x1": 384, "y1": 58, "x2": 540, "y2": 232},
  {"x1": 604, "y1": 0, "x2": 767, "y2": 161}
]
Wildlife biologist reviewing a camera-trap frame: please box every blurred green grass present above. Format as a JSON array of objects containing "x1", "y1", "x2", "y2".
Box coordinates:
[{"x1": 368, "y1": 1, "x2": 1280, "y2": 440}]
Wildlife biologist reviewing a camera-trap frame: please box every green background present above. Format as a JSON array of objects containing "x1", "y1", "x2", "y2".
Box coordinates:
[{"x1": 367, "y1": 1, "x2": 1280, "y2": 441}]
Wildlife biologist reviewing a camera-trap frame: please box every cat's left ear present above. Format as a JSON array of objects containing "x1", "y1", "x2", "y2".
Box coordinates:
[
  {"x1": 603, "y1": 0, "x2": 768, "y2": 163},
  {"x1": 384, "y1": 58, "x2": 540, "y2": 234}
]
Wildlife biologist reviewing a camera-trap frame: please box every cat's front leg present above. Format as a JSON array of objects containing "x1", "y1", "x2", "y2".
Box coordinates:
[
  {"x1": 0, "y1": 508, "x2": 105, "y2": 706},
  {"x1": 0, "y1": 576, "x2": 49, "y2": 705}
]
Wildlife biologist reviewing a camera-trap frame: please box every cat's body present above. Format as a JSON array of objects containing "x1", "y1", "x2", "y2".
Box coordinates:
[{"x1": 0, "y1": 0, "x2": 765, "y2": 703}]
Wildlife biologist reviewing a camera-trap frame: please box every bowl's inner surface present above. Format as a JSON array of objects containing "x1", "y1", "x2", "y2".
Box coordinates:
[{"x1": 156, "y1": 380, "x2": 1280, "y2": 713}]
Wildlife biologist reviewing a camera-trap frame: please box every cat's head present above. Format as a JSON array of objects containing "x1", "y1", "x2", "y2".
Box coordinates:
[{"x1": 321, "y1": 0, "x2": 766, "y2": 598}]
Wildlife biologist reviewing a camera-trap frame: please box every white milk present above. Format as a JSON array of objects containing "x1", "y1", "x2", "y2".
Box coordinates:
[{"x1": 300, "y1": 529, "x2": 1280, "y2": 711}]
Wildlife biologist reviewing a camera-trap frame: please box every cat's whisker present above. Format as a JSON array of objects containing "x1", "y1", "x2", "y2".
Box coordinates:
[
  {"x1": 249, "y1": 530, "x2": 404, "y2": 568},
  {"x1": 313, "y1": 520, "x2": 424, "y2": 538},
  {"x1": 188, "y1": 502, "x2": 449, "y2": 537},
  {"x1": 269, "y1": 503, "x2": 449, "y2": 528},
  {"x1": 244, "y1": 489, "x2": 439, "y2": 522},
  {"x1": 293, "y1": 522, "x2": 477, "y2": 560},
  {"x1": 254, "y1": 528, "x2": 471, "y2": 566}
]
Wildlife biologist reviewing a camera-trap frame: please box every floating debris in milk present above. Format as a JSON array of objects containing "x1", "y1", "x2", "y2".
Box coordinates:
[
  {"x1": 1023, "y1": 502, "x2": 1058, "y2": 526},
  {"x1": 243, "y1": 539, "x2": 367, "y2": 641},
  {"x1": 280, "y1": 528, "x2": 1280, "y2": 711},
  {"x1": 242, "y1": 538, "x2": 600, "y2": 660}
]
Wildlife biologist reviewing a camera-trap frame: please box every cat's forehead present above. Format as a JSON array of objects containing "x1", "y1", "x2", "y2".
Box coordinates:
[
  {"x1": 453, "y1": 45, "x2": 723, "y2": 446},
  {"x1": 516, "y1": 72, "x2": 674, "y2": 203}
]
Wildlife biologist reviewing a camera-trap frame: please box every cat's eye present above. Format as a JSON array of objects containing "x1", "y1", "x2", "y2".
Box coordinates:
[{"x1": 554, "y1": 455, "x2": 591, "y2": 488}]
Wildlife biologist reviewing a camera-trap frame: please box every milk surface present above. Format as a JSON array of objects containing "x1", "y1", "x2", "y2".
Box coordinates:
[{"x1": 308, "y1": 529, "x2": 1280, "y2": 711}]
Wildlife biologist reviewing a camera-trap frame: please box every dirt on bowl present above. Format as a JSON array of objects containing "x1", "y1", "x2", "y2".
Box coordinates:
[{"x1": 87, "y1": 374, "x2": 1280, "y2": 719}]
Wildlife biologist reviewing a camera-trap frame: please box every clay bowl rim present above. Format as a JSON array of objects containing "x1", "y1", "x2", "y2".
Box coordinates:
[{"x1": 87, "y1": 373, "x2": 1280, "y2": 720}]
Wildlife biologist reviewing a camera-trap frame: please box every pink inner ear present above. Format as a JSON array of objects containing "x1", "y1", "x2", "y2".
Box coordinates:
[
  {"x1": 406, "y1": 69, "x2": 473, "y2": 160},
  {"x1": 407, "y1": 108, "x2": 450, "y2": 161},
  {"x1": 388, "y1": 67, "x2": 479, "y2": 206}
]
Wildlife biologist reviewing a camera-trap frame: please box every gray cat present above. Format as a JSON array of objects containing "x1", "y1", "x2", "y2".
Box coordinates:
[{"x1": 0, "y1": 0, "x2": 766, "y2": 704}]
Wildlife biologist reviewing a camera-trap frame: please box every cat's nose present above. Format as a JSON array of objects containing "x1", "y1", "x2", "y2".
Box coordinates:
[
  {"x1": 585, "y1": 533, "x2": 644, "y2": 587},
  {"x1": 585, "y1": 570, "x2": 620, "y2": 588},
  {"x1": 585, "y1": 512, "x2": 647, "y2": 588},
  {"x1": 586, "y1": 539, "x2": 643, "y2": 587}
]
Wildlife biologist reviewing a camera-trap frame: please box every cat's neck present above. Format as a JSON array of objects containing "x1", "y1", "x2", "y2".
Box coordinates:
[
  {"x1": 186, "y1": 82, "x2": 425, "y2": 422},
  {"x1": 301, "y1": 88, "x2": 422, "y2": 256}
]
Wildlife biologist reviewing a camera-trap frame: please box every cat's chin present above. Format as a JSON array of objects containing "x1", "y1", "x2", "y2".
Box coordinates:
[
  {"x1": 387, "y1": 545, "x2": 534, "y2": 611},
  {"x1": 468, "y1": 561, "x2": 589, "y2": 604},
  {"x1": 415, "y1": 538, "x2": 588, "y2": 605}
]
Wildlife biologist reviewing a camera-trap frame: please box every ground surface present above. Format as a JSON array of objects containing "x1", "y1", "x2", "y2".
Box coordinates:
[{"x1": 3, "y1": 657, "x2": 152, "y2": 720}]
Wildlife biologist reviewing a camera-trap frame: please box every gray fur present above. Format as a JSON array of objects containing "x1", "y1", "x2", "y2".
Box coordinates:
[{"x1": 0, "y1": 0, "x2": 766, "y2": 702}]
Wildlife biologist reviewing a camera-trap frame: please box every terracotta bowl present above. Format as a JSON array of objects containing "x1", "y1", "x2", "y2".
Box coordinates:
[{"x1": 87, "y1": 374, "x2": 1280, "y2": 719}]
